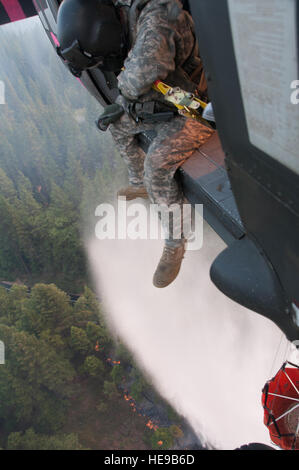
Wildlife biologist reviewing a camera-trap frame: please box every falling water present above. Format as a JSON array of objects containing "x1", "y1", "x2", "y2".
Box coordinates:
[{"x1": 86, "y1": 217, "x2": 290, "y2": 449}]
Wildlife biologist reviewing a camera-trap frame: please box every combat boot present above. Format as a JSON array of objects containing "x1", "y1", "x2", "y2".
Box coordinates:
[
  {"x1": 153, "y1": 240, "x2": 186, "y2": 288},
  {"x1": 117, "y1": 185, "x2": 148, "y2": 201}
]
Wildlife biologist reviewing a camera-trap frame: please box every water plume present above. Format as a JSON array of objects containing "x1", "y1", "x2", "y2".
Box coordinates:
[{"x1": 86, "y1": 219, "x2": 289, "y2": 449}]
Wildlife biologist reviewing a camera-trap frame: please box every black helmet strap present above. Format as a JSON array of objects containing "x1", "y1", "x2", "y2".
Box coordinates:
[{"x1": 57, "y1": 39, "x2": 106, "y2": 77}]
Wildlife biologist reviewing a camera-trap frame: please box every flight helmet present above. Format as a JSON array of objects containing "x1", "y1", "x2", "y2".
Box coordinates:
[{"x1": 56, "y1": 0, "x2": 127, "y2": 76}]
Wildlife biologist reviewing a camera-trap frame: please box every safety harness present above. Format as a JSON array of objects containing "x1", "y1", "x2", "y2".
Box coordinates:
[
  {"x1": 97, "y1": 78, "x2": 212, "y2": 131},
  {"x1": 153, "y1": 80, "x2": 209, "y2": 123}
]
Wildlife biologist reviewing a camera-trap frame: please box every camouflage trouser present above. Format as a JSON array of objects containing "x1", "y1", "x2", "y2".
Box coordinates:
[{"x1": 110, "y1": 111, "x2": 214, "y2": 246}]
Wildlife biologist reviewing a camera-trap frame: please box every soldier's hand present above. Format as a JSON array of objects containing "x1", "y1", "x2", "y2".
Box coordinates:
[{"x1": 96, "y1": 103, "x2": 125, "y2": 131}]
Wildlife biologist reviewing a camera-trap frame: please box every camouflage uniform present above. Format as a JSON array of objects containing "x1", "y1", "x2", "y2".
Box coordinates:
[{"x1": 110, "y1": 0, "x2": 214, "y2": 245}]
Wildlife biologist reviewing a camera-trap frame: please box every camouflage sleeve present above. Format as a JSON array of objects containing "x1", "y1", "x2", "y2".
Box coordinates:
[{"x1": 117, "y1": 5, "x2": 180, "y2": 100}]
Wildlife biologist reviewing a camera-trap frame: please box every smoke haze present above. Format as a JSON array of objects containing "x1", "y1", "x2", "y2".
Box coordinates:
[{"x1": 87, "y1": 219, "x2": 290, "y2": 449}]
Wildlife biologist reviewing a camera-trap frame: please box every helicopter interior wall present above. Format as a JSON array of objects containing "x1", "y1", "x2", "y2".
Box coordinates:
[{"x1": 189, "y1": 0, "x2": 299, "y2": 339}]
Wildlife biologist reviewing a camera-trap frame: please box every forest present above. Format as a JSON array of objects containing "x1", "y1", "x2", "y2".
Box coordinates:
[
  {"x1": 0, "y1": 283, "x2": 184, "y2": 450},
  {"x1": 0, "y1": 18, "x2": 126, "y2": 293},
  {"x1": 0, "y1": 19, "x2": 186, "y2": 450}
]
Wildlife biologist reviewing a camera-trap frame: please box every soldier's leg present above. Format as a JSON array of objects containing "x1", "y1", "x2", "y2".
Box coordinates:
[
  {"x1": 144, "y1": 116, "x2": 214, "y2": 287},
  {"x1": 110, "y1": 115, "x2": 145, "y2": 187},
  {"x1": 145, "y1": 116, "x2": 214, "y2": 243}
]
